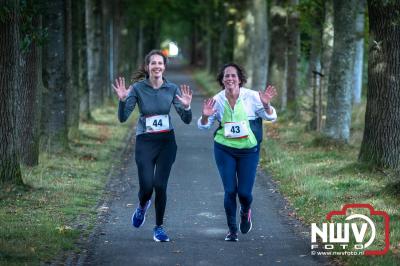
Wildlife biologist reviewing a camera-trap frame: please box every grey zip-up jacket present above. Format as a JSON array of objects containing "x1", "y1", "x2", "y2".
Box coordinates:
[{"x1": 118, "y1": 78, "x2": 192, "y2": 135}]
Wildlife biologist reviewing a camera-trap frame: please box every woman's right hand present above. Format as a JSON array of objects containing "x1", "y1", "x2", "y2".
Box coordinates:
[
  {"x1": 112, "y1": 77, "x2": 132, "y2": 101},
  {"x1": 202, "y1": 98, "x2": 216, "y2": 117}
]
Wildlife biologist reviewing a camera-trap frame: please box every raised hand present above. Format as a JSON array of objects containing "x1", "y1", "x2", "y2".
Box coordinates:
[
  {"x1": 259, "y1": 85, "x2": 278, "y2": 107},
  {"x1": 112, "y1": 77, "x2": 132, "y2": 101},
  {"x1": 202, "y1": 98, "x2": 216, "y2": 117},
  {"x1": 176, "y1": 84, "x2": 193, "y2": 109}
]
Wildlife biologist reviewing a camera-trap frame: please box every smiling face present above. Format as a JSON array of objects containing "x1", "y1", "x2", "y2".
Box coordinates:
[
  {"x1": 146, "y1": 54, "x2": 165, "y2": 79},
  {"x1": 223, "y1": 66, "x2": 241, "y2": 92}
]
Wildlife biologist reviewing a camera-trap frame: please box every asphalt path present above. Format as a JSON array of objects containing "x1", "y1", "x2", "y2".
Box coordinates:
[{"x1": 82, "y1": 63, "x2": 329, "y2": 266}]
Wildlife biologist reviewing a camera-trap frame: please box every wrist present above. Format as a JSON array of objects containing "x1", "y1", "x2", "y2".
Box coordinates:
[{"x1": 263, "y1": 102, "x2": 271, "y2": 109}]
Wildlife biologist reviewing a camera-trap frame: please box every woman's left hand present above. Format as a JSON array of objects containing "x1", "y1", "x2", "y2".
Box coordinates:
[
  {"x1": 259, "y1": 85, "x2": 277, "y2": 107},
  {"x1": 176, "y1": 84, "x2": 193, "y2": 109}
]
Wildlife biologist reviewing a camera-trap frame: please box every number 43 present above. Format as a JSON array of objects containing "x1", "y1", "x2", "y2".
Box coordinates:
[{"x1": 230, "y1": 126, "x2": 240, "y2": 134}]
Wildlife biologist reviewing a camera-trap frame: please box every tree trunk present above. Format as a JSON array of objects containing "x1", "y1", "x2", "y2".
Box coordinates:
[
  {"x1": 42, "y1": 0, "x2": 69, "y2": 153},
  {"x1": 286, "y1": 0, "x2": 300, "y2": 113},
  {"x1": 18, "y1": 1, "x2": 41, "y2": 166},
  {"x1": 102, "y1": 0, "x2": 111, "y2": 99},
  {"x1": 86, "y1": 0, "x2": 104, "y2": 109},
  {"x1": 79, "y1": 0, "x2": 92, "y2": 121},
  {"x1": 323, "y1": 0, "x2": 357, "y2": 142},
  {"x1": 251, "y1": 0, "x2": 269, "y2": 91},
  {"x1": 320, "y1": 0, "x2": 334, "y2": 128},
  {"x1": 0, "y1": 0, "x2": 23, "y2": 185},
  {"x1": 359, "y1": 1, "x2": 400, "y2": 169},
  {"x1": 70, "y1": 0, "x2": 84, "y2": 132},
  {"x1": 64, "y1": 0, "x2": 78, "y2": 140},
  {"x1": 268, "y1": 0, "x2": 287, "y2": 110},
  {"x1": 352, "y1": 0, "x2": 365, "y2": 105},
  {"x1": 306, "y1": 2, "x2": 323, "y2": 131}
]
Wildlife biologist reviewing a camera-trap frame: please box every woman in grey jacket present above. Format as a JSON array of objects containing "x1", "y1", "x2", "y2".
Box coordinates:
[{"x1": 113, "y1": 50, "x2": 192, "y2": 242}]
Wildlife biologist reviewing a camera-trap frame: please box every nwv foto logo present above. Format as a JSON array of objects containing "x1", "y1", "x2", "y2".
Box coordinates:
[{"x1": 311, "y1": 204, "x2": 390, "y2": 256}]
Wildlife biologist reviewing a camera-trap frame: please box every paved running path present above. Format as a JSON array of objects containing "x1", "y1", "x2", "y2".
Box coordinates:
[{"x1": 83, "y1": 63, "x2": 328, "y2": 266}]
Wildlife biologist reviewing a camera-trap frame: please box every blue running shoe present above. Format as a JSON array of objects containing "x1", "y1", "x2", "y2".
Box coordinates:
[
  {"x1": 131, "y1": 200, "x2": 151, "y2": 228},
  {"x1": 239, "y1": 208, "x2": 252, "y2": 234},
  {"x1": 224, "y1": 231, "x2": 238, "y2": 241},
  {"x1": 153, "y1": 226, "x2": 170, "y2": 242}
]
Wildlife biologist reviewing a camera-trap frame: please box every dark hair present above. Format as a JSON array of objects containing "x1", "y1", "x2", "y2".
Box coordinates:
[
  {"x1": 131, "y1": 50, "x2": 168, "y2": 83},
  {"x1": 216, "y1": 63, "x2": 247, "y2": 89}
]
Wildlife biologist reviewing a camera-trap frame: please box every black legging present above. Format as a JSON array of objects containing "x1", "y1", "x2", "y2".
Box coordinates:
[{"x1": 135, "y1": 131, "x2": 177, "y2": 226}]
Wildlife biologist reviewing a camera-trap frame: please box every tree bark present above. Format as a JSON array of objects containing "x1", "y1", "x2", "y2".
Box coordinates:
[
  {"x1": 251, "y1": 0, "x2": 269, "y2": 91},
  {"x1": 64, "y1": 0, "x2": 78, "y2": 140},
  {"x1": 86, "y1": 0, "x2": 104, "y2": 109},
  {"x1": 320, "y1": 0, "x2": 334, "y2": 128},
  {"x1": 18, "y1": 1, "x2": 41, "y2": 166},
  {"x1": 352, "y1": 0, "x2": 365, "y2": 105},
  {"x1": 359, "y1": 1, "x2": 400, "y2": 169},
  {"x1": 286, "y1": 0, "x2": 300, "y2": 113},
  {"x1": 42, "y1": 0, "x2": 69, "y2": 153},
  {"x1": 79, "y1": 0, "x2": 92, "y2": 121},
  {"x1": 268, "y1": 0, "x2": 287, "y2": 110},
  {"x1": 0, "y1": 0, "x2": 23, "y2": 185},
  {"x1": 70, "y1": 0, "x2": 84, "y2": 132},
  {"x1": 323, "y1": 0, "x2": 357, "y2": 142}
]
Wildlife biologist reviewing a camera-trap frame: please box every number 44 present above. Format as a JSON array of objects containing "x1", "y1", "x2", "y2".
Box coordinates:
[{"x1": 153, "y1": 119, "x2": 162, "y2": 127}]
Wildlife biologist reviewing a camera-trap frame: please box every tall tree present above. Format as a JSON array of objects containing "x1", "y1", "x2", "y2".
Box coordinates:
[
  {"x1": 0, "y1": 0, "x2": 23, "y2": 185},
  {"x1": 17, "y1": 0, "x2": 42, "y2": 166},
  {"x1": 268, "y1": 0, "x2": 288, "y2": 110},
  {"x1": 86, "y1": 0, "x2": 104, "y2": 109},
  {"x1": 42, "y1": 0, "x2": 69, "y2": 152},
  {"x1": 286, "y1": 0, "x2": 300, "y2": 113},
  {"x1": 352, "y1": 0, "x2": 365, "y2": 105},
  {"x1": 300, "y1": 0, "x2": 324, "y2": 130},
  {"x1": 251, "y1": 0, "x2": 269, "y2": 91},
  {"x1": 70, "y1": 0, "x2": 83, "y2": 136},
  {"x1": 79, "y1": 0, "x2": 92, "y2": 121},
  {"x1": 359, "y1": 0, "x2": 400, "y2": 169},
  {"x1": 323, "y1": 0, "x2": 357, "y2": 142}
]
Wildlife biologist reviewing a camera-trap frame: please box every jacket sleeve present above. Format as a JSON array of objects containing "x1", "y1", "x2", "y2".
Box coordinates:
[
  {"x1": 253, "y1": 92, "x2": 277, "y2": 122},
  {"x1": 172, "y1": 86, "x2": 192, "y2": 124},
  {"x1": 118, "y1": 86, "x2": 138, "y2": 123},
  {"x1": 197, "y1": 112, "x2": 216, "y2": 130}
]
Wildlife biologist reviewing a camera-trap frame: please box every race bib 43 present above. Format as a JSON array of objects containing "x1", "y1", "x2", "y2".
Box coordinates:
[{"x1": 224, "y1": 121, "x2": 249, "y2": 139}]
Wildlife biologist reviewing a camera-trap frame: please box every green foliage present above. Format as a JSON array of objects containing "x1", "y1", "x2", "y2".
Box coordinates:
[
  {"x1": 0, "y1": 5, "x2": 11, "y2": 23},
  {"x1": 298, "y1": 0, "x2": 324, "y2": 56},
  {"x1": 19, "y1": 0, "x2": 47, "y2": 52}
]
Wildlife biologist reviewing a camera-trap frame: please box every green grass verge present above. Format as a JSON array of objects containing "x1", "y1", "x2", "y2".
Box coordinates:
[
  {"x1": 262, "y1": 112, "x2": 400, "y2": 265},
  {"x1": 0, "y1": 103, "x2": 136, "y2": 265}
]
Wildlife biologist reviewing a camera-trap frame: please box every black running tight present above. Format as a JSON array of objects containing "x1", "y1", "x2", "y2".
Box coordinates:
[{"x1": 135, "y1": 131, "x2": 177, "y2": 226}]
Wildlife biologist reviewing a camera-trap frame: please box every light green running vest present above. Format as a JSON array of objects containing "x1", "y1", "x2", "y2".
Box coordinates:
[{"x1": 214, "y1": 98, "x2": 257, "y2": 149}]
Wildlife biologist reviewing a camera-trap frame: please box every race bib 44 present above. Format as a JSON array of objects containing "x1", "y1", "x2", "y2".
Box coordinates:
[{"x1": 145, "y1": 114, "x2": 170, "y2": 133}]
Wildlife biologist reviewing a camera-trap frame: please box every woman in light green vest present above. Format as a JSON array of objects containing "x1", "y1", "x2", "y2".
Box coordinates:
[{"x1": 198, "y1": 63, "x2": 277, "y2": 241}]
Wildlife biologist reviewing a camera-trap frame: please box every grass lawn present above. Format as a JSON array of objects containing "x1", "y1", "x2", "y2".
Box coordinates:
[
  {"x1": 0, "y1": 102, "x2": 136, "y2": 265},
  {"x1": 262, "y1": 111, "x2": 400, "y2": 266}
]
